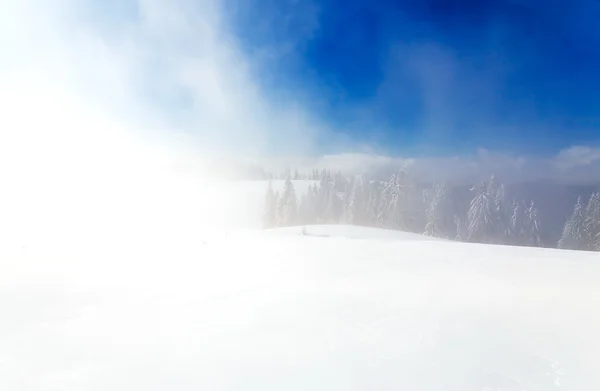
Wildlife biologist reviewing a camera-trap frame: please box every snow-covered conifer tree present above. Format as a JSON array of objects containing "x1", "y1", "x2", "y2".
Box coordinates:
[
  {"x1": 324, "y1": 185, "x2": 342, "y2": 223},
  {"x1": 278, "y1": 176, "x2": 297, "y2": 226},
  {"x1": 510, "y1": 200, "x2": 527, "y2": 245},
  {"x1": 468, "y1": 179, "x2": 496, "y2": 243},
  {"x1": 377, "y1": 165, "x2": 416, "y2": 231},
  {"x1": 363, "y1": 181, "x2": 380, "y2": 227},
  {"x1": 263, "y1": 181, "x2": 277, "y2": 228},
  {"x1": 583, "y1": 193, "x2": 600, "y2": 250},
  {"x1": 298, "y1": 184, "x2": 318, "y2": 225},
  {"x1": 558, "y1": 197, "x2": 585, "y2": 250},
  {"x1": 377, "y1": 174, "x2": 394, "y2": 228},
  {"x1": 494, "y1": 184, "x2": 511, "y2": 242},
  {"x1": 345, "y1": 176, "x2": 365, "y2": 225},
  {"x1": 525, "y1": 201, "x2": 542, "y2": 247},
  {"x1": 274, "y1": 193, "x2": 284, "y2": 227},
  {"x1": 424, "y1": 183, "x2": 452, "y2": 238}
]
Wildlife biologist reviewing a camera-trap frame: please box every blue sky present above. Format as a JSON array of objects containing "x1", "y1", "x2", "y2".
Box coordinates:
[
  {"x1": 224, "y1": 0, "x2": 600, "y2": 155},
  {"x1": 3, "y1": 0, "x2": 600, "y2": 183}
]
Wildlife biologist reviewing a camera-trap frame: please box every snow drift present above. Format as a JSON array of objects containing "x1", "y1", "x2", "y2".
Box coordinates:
[{"x1": 1, "y1": 216, "x2": 600, "y2": 390}]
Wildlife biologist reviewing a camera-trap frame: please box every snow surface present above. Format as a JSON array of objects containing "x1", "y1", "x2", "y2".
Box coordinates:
[
  {"x1": 267, "y1": 224, "x2": 444, "y2": 242},
  {"x1": 2, "y1": 180, "x2": 600, "y2": 390}
]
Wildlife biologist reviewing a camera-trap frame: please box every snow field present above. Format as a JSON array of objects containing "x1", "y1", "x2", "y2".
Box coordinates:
[{"x1": 1, "y1": 180, "x2": 599, "y2": 390}]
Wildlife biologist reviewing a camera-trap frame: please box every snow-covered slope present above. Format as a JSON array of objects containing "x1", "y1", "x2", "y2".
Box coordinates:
[
  {"x1": 2, "y1": 222, "x2": 600, "y2": 390},
  {"x1": 267, "y1": 224, "x2": 444, "y2": 242},
  {"x1": 2, "y1": 177, "x2": 600, "y2": 390}
]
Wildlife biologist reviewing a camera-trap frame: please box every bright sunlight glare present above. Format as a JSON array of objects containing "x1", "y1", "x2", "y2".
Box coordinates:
[{"x1": 0, "y1": 70, "x2": 249, "y2": 255}]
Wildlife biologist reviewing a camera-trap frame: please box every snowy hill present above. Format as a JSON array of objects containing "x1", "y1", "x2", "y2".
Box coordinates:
[
  {"x1": 2, "y1": 177, "x2": 600, "y2": 390},
  {"x1": 267, "y1": 224, "x2": 444, "y2": 242},
  {"x1": 2, "y1": 220, "x2": 600, "y2": 390}
]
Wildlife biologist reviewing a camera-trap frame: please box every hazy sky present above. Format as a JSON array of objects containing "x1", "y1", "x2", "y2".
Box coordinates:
[{"x1": 1, "y1": 0, "x2": 600, "y2": 181}]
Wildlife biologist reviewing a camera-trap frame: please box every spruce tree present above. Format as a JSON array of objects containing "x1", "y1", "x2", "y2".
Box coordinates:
[
  {"x1": 583, "y1": 193, "x2": 600, "y2": 250},
  {"x1": 298, "y1": 184, "x2": 318, "y2": 225},
  {"x1": 274, "y1": 193, "x2": 284, "y2": 227},
  {"x1": 324, "y1": 186, "x2": 342, "y2": 223},
  {"x1": 510, "y1": 200, "x2": 526, "y2": 245},
  {"x1": 263, "y1": 181, "x2": 277, "y2": 228},
  {"x1": 494, "y1": 184, "x2": 511, "y2": 242},
  {"x1": 377, "y1": 174, "x2": 395, "y2": 228},
  {"x1": 346, "y1": 176, "x2": 365, "y2": 225},
  {"x1": 279, "y1": 176, "x2": 297, "y2": 226},
  {"x1": 424, "y1": 183, "x2": 452, "y2": 238},
  {"x1": 558, "y1": 197, "x2": 585, "y2": 250},
  {"x1": 364, "y1": 182, "x2": 380, "y2": 227},
  {"x1": 468, "y1": 179, "x2": 496, "y2": 243},
  {"x1": 525, "y1": 201, "x2": 542, "y2": 247}
]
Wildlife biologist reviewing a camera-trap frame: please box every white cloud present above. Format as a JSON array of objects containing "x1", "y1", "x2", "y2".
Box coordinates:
[{"x1": 555, "y1": 146, "x2": 600, "y2": 170}]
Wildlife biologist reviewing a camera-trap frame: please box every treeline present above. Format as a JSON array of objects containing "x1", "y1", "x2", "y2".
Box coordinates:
[{"x1": 263, "y1": 167, "x2": 600, "y2": 251}]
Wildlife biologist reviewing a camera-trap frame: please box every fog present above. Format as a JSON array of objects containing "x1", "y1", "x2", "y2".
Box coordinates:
[
  {"x1": 2, "y1": 0, "x2": 600, "y2": 253},
  {"x1": 0, "y1": 0, "x2": 315, "y2": 250}
]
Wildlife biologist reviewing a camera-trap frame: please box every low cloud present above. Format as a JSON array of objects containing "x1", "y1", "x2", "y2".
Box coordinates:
[
  {"x1": 260, "y1": 147, "x2": 600, "y2": 185},
  {"x1": 555, "y1": 146, "x2": 600, "y2": 170}
]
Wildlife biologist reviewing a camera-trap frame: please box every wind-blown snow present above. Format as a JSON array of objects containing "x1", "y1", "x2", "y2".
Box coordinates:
[{"x1": 1, "y1": 181, "x2": 600, "y2": 390}]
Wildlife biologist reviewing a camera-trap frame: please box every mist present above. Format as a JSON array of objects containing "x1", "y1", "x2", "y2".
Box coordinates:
[
  {"x1": 0, "y1": 0, "x2": 331, "y2": 251},
  {"x1": 2, "y1": 0, "x2": 600, "y2": 254}
]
